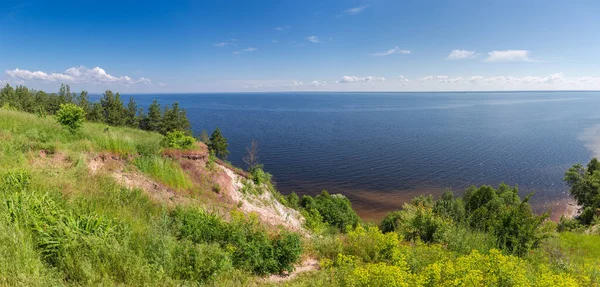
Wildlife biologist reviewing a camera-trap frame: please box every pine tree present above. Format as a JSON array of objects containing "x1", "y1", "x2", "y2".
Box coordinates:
[
  {"x1": 88, "y1": 102, "x2": 104, "y2": 122},
  {"x1": 100, "y1": 90, "x2": 126, "y2": 126},
  {"x1": 77, "y1": 90, "x2": 91, "y2": 116},
  {"x1": 208, "y1": 127, "x2": 229, "y2": 159},
  {"x1": 143, "y1": 99, "x2": 162, "y2": 132},
  {"x1": 125, "y1": 97, "x2": 139, "y2": 128},
  {"x1": 160, "y1": 102, "x2": 191, "y2": 135}
]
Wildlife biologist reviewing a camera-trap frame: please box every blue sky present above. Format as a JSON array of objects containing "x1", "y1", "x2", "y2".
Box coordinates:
[{"x1": 1, "y1": 0, "x2": 600, "y2": 93}]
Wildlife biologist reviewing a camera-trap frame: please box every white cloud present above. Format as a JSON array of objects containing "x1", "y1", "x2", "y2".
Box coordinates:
[
  {"x1": 371, "y1": 47, "x2": 411, "y2": 56},
  {"x1": 339, "y1": 76, "x2": 385, "y2": 83},
  {"x1": 214, "y1": 39, "x2": 236, "y2": 47},
  {"x1": 233, "y1": 47, "x2": 257, "y2": 55},
  {"x1": 447, "y1": 50, "x2": 477, "y2": 60},
  {"x1": 307, "y1": 36, "x2": 320, "y2": 43},
  {"x1": 274, "y1": 26, "x2": 290, "y2": 31},
  {"x1": 311, "y1": 80, "x2": 327, "y2": 87},
  {"x1": 343, "y1": 5, "x2": 369, "y2": 15},
  {"x1": 485, "y1": 50, "x2": 533, "y2": 62},
  {"x1": 398, "y1": 75, "x2": 410, "y2": 86},
  {"x1": 6, "y1": 66, "x2": 151, "y2": 85},
  {"x1": 418, "y1": 73, "x2": 568, "y2": 85}
]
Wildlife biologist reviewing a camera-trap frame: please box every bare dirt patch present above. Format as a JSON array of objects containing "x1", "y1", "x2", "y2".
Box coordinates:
[
  {"x1": 268, "y1": 258, "x2": 319, "y2": 282},
  {"x1": 88, "y1": 154, "x2": 183, "y2": 205},
  {"x1": 217, "y1": 164, "x2": 305, "y2": 233}
]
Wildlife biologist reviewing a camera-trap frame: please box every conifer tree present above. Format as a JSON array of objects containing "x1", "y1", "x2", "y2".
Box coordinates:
[
  {"x1": 125, "y1": 97, "x2": 139, "y2": 128},
  {"x1": 143, "y1": 99, "x2": 162, "y2": 132},
  {"x1": 100, "y1": 90, "x2": 126, "y2": 126},
  {"x1": 208, "y1": 127, "x2": 229, "y2": 159}
]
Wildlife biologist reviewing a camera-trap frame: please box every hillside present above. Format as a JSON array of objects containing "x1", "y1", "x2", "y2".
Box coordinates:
[{"x1": 3, "y1": 107, "x2": 600, "y2": 286}]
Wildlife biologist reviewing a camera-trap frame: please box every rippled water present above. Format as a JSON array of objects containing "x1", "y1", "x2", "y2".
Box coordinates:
[{"x1": 116, "y1": 92, "x2": 600, "y2": 220}]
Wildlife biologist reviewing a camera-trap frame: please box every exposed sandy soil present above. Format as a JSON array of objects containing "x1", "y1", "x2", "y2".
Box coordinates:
[
  {"x1": 88, "y1": 153, "x2": 183, "y2": 205},
  {"x1": 268, "y1": 258, "x2": 320, "y2": 282},
  {"x1": 87, "y1": 142, "x2": 305, "y2": 233},
  {"x1": 216, "y1": 164, "x2": 305, "y2": 233}
]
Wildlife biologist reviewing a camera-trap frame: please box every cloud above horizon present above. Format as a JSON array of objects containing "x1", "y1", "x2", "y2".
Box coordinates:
[
  {"x1": 371, "y1": 47, "x2": 411, "y2": 56},
  {"x1": 485, "y1": 50, "x2": 533, "y2": 62},
  {"x1": 233, "y1": 47, "x2": 257, "y2": 55},
  {"x1": 447, "y1": 50, "x2": 477, "y2": 60},
  {"x1": 274, "y1": 26, "x2": 290, "y2": 31},
  {"x1": 339, "y1": 76, "x2": 386, "y2": 83},
  {"x1": 342, "y1": 5, "x2": 369, "y2": 15},
  {"x1": 307, "y1": 36, "x2": 321, "y2": 43},
  {"x1": 6, "y1": 66, "x2": 151, "y2": 85},
  {"x1": 213, "y1": 39, "x2": 236, "y2": 47}
]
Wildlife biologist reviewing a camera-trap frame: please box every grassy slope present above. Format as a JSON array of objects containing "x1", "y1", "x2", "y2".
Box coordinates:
[
  {"x1": 3, "y1": 109, "x2": 600, "y2": 286},
  {"x1": 0, "y1": 109, "x2": 275, "y2": 286}
]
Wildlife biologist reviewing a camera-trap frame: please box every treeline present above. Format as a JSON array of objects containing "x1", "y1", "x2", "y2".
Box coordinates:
[{"x1": 0, "y1": 83, "x2": 190, "y2": 135}]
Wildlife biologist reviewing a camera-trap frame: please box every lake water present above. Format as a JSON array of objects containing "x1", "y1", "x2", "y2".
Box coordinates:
[{"x1": 114, "y1": 92, "x2": 600, "y2": 220}]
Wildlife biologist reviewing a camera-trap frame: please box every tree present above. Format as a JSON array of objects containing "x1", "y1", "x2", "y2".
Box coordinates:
[
  {"x1": 55, "y1": 103, "x2": 86, "y2": 133},
  {"x1": 125, "y1": 97, "x2": 139, "y2": 128},
  {"x1": 208, "y1": 127, "x2": 229, "y2": 159},
  {"x1": 88, "y1": 102, "x2": 104, "y2": 122},
  {"x1": 564, "y1": 158, "x2": 600, "y2": 225},
  {"x1": 141, "y1": 99, "x2": 162, "y2": 132},
  {"x1": 161, "y1": 102, "x2": 191, "y2": 135},
  {"x1": 243, "y1": 140, "x2": 260, "y2": 171},
  {"x1": 100, "y1": 90, "x2": 126, "y2": 126},
  {"x1": 76, "y1": 90, "x2": 91, "y2": 116},
  {"x1": 15, "y1": 85, "x2": 35, "y2": 112}
]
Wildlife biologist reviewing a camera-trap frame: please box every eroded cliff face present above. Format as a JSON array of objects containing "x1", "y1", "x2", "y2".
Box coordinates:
[{"x1": 89, "y1": 142, "x2": 305, "y2": 233}]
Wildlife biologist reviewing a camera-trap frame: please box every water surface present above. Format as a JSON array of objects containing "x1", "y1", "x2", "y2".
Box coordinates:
[{"x1": 110, "y1": 92, "x2": 600, "y2": 220}]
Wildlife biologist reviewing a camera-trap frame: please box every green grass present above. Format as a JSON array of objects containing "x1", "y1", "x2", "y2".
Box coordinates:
[
  {"x1": 0, "y1": 108, "x2": 302, "y2": 286},
  {"x1": 134, "y1": 155, "x2": 193, "y2": 190}
]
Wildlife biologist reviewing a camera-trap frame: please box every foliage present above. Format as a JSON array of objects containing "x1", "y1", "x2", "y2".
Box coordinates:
[
  {"x1": 1, "y1": 84, "x2": 191, "y2": 136},
  {"x1": 170, "y1": 208, "x2": 302, "y2": 275},
  {"x1": 208, "y1": 127, "x2": 229, "y2": 159},
  {"x1": 300, "y1": 190, "x2": 360, "y2": 232},
  {"x1": 161, "y1": 102, "x2": 190, "y2": 135},
  {"x1": 100, "y1": 90, "x2": 126, "y2": 126},
  {"x1": 564, "y1": 158, "x2": 600, "y2": 225},
  {"x1": 250, "y1": 165, "x2": 272, "y2": 185},
  {"x1": 161, "y1": 130, "x2": 195, "y2": 149},
  {"x1": 55, "y1": 103, "x2": 86, "y2": 133},
  {"x1": 380, "y1": 185, "x2": 548, "y2": 256}
]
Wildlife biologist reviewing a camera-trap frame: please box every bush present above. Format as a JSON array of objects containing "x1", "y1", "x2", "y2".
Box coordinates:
[
  {"x1": 170, "y1": 208, "x2": 302, "y2": 275},
  {"x1": 300, "y1": 190, "x2": 360, "y2": 232},
  {"x1": 55, "y1": 103, "x2": 85, "y2": 133},
  {"x1": 250, "y1": 165, "x2": 272, "y2": 185},
  {"x1": 161, "y1": 130, "x2": 195, "y2": 149},
  {"x1": 172, "y1": 241, "x2": 232, "y2": 283}
]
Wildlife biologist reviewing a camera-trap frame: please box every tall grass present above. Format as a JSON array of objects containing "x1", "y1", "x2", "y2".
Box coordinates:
[{"x1": 134, "y1": 155, "x2": 193, "y2": 190}]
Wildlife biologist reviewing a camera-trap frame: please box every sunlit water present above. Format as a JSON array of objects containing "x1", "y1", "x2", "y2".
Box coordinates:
[{"x1": 106, "y1": 92, "x2": 600, "y2": 220}]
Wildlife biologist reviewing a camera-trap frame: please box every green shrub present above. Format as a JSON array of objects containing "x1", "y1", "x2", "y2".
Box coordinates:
[
  {"x1": 170, "y1": 208, "x2": 302, "y2": 275},
  {"x1": 55, "y1": 103, "x2": 85, "y2": 133},
  {"x1": 250, "y1": 165, "x2": 272, "y2": 185},
  {"x1": 300, "y1": 190, "x2": 360, "y2": 232},
  {"x1": 161, "y1": 130, "x2": 195, "y2": 149},
  {"x1": 392, "y1": 201, "x2": 451, "y2": 243},
  {"x1": 172, "y1": 241, "x2": 232, "y2": 283}
]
